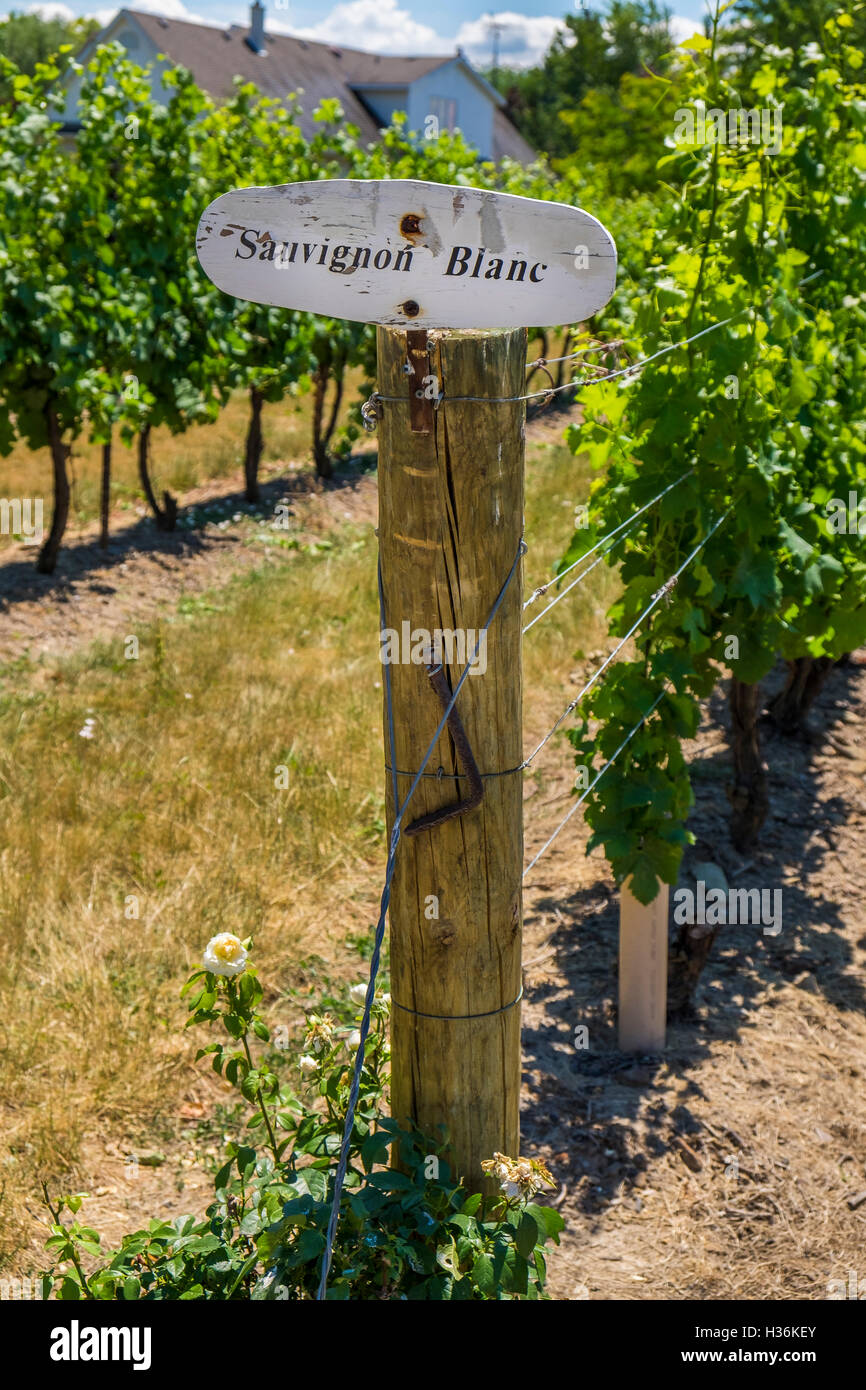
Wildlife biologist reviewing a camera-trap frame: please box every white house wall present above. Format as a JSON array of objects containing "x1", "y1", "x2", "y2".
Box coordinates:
[{"x1": 406, "y1": 60, "x2": 495, "y2": 159}]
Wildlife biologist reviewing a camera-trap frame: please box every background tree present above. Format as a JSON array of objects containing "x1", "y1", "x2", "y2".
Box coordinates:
[
  {"x1": 0, "y1": 9, "x2": 97, "y2": 98},
  {"x1": 488, "y1": 1, "x2": 677, "y2": 158}
]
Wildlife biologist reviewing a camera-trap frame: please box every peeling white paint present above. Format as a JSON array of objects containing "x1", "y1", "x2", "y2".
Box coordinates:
[{"x1": 196, "y1": 178, "x2": 617, "y2": 331}]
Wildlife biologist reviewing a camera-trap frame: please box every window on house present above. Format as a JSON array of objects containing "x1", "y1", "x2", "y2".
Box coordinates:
[{"x1": 427, "y1": 96, "x2": 458, "y2": 133}]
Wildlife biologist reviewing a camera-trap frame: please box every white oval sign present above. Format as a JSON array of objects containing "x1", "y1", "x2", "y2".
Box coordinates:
[{"x1": 196, "y1": 178, "x2": 616, "y2": 330}]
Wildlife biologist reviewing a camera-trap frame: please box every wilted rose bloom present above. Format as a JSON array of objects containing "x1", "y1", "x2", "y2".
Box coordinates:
[
  {"x1": 299, "y1": 1054, "x2": 318, "y2": 1074},
  {"x1": 481, "y1": 1152, "x2": 555, "y2": 1202},
  {"x1": 304, "y1": 1012, "x2": 337, "y2": 1055},
  {"x1": 202, "y1": 933, "x2": 248, "y2": 978},
  {"x1": 349, "y1": 983, "x2": 367, "y2": 1006}
]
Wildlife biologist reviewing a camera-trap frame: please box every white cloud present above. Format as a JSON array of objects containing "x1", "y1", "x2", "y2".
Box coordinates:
[
  {"x1": 124, "y1": 0, "x2": 221, "y2": 25},
  {"x1": 287, "y1": 0, "x2": 446, "y2": 55},
  {"x1": 282, "y1": 1, "x2": 564, "y2": 66},
  {"x1": 25, "y1": 2, "x2": 77, "y2": 18},
  {"x1": 73, "y1": 0, "x2": 222, "y2": 29},
  {"x1": 454, "y1": 12, "x2": 565, "y2": 70},
  {"x1": 670, "y1": 14, "x2": 704, "y2": 43}
]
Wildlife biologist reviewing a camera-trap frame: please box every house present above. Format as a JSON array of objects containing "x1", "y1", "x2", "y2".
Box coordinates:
[{"x1": 61, "y1": 2, "x2": 536, "y2": 164}]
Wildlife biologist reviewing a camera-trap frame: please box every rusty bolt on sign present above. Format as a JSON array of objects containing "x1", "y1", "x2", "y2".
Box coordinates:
[{"x1": 400, "y1": 213, "x2": 423, "y2": 237}]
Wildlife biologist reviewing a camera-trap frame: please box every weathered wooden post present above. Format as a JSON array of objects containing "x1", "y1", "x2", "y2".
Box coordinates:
[
  {"x1": 377, "y1": 326, "x2": 526, "y2": 1186},
  {"x1": 196, "y1": 176, "x2": 617, "y2": 1193}
]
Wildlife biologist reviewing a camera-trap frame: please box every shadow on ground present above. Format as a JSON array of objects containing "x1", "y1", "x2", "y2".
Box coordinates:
[{"x1": 520, "y1": 657, "x2": 865, "y2": 1216}]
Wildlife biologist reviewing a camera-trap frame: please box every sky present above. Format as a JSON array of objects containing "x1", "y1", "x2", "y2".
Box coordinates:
[{"x1": 6, "y1": 0, "x2": 713, "y2": 69}]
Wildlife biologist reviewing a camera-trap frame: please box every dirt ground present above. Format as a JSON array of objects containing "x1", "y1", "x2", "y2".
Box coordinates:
[
  {"x1": 0, "y1": 406, "x2": 570, "y2": 666},
  {"x1": 0, "y1": 459, "x2": 379, "y2": 666},
  {"x1": 521, "y1": 660, "x2": 866, "y2": 1301},
  {"x1": 4, "y1": 420, "x2": 865, "y2": 1301}
]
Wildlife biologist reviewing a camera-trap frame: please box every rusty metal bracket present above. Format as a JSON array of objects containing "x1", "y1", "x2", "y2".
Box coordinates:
[{"x1": 404, "y1": 662, "x2": 484, "y2": 835}]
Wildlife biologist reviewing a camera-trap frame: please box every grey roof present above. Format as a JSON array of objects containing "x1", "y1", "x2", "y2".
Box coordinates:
[{"x1": 119, "y1": 9, "x2": 534, "y2": 161}]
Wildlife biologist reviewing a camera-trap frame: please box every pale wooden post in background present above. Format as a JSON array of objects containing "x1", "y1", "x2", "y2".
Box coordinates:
[
  {"x1": 618, "y1": 879, "x2": 669, "y2": 1051},
  {"x1": 377, "y1": 325, "x2": 526, "y2": 1191}
]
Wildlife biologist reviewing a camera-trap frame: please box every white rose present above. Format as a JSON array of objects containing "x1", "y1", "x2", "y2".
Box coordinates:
[
  {"x1": 299, "y1": 1054, "x2": 318, "y2": 1074},
  {"x1": 202, "y1": 933, "x2": 248, "y2": 978},
  {"x1": 349, "y1": 983, "x2": 367, "y2": 1005},
  {"x1": 347, "y1": 1030, "x2": 361, "y2": 1049}
]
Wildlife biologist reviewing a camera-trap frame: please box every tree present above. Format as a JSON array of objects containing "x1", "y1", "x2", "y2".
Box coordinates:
[
  {"x1": 197, "y1": 85, "x2": 342, "y2": 498},
  {"x1": 488, "y1": 2, "x2": 678, "y2": 158},
  {"x1": 0, "y1": 51, "x2": 126, "y2": 572},
  {"x1": 557, "y1": 69, "x2": 689, "y2": 196},
  {"x1": 0, "y1": 10, "x2": 98, "y2": 99}
]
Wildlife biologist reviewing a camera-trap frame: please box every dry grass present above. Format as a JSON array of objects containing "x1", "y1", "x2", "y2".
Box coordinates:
[{"x1": 0, "y1": 420, "x2": 607, "y2": 1273}]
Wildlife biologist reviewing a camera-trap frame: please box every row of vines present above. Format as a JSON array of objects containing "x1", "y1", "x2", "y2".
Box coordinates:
[
  {"x1": 564, "y1": 8, "x2": 866, "y2": 1008},
  {"x1": 0, "y1": 40, "x2": 653, "y2": 574}
]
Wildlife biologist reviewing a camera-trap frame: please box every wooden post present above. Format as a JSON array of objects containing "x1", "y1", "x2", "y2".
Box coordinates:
[
  {"x1": 377, "y1": 325, "x2": 526, "y2": 1191},
  {"x1": 618, "y1": 878, "x2": 669, "y2": 1052}
]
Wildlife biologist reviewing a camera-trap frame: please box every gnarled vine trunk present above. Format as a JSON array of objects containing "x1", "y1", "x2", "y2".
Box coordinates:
[
  {"x1": 311, "y1": 362, "x2": 344, "y2": 479},
  {"x1": 727, "y1": 677, "x2": 769, "y2": 851},
  {"x1": 138, "y1": 424, "x2": 177, "y2": 532},
  {"x1": 100, "y1": 441, "x2": 111, "y2": 550},
  {"x1": 37, "y1": 401, "x2": 70, "y2": 575},
  {"x1": 244, "y1": 386, "x2": 264, "y2": 503},
  {"x1": 668, "y1": 920, "x2": 720, "y2": 1018},
  {"x1": 766, "y1": 656, "x2": 835, "y2": 734}
]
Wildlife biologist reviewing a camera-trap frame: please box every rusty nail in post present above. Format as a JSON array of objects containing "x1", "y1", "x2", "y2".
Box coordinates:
[
  {"x1": 402, "y1": 300, "x2": 420, "y2": 318},
  {"x1": 400, "y1": 214, "x2": 422, "y2": 236}
]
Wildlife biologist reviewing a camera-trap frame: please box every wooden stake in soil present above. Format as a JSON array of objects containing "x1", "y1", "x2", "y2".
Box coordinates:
[
  {"x1": 618, "y1": 878, "x2": 669, "y2": 1052},
  {"x1": 377, "y1": 325, "x2": 526, "y2": 1191}
]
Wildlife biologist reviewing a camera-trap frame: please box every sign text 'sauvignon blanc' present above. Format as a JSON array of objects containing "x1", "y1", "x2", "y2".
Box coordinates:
[
  {"x1": 232, "y1": 231, "x2": 549, "y2": 285},
  {"x1": 196, "y1": 179, "x2": 617, "y2": 331}
]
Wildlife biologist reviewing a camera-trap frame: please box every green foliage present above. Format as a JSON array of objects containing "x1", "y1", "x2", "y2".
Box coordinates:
[
  {"x1": 40, "y1": 946, "x2": 563, "y2": 1301},
  {"x1": 557, "y1": 70, "x2": 689, "y2": 197},
  {"x1": 563, "y1": 1, "x2": 866, "y2": 901},
  {"x1": 0, "y1": 50, "x2": 101, "y2": 451},
  {"x1": 725, "y1": 0, "x2": 866, "y2": 82},
  {"x1": 0, "y1": 9, "x2": 97, "y2": 99},
  {"x1": 490, "y1": 1, "x2": 681, "y2": 159}
]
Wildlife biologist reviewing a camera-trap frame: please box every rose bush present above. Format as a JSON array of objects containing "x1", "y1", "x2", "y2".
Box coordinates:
[{"x1": 40, "y1": 943, "x2": 563, "y2": 1300}]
